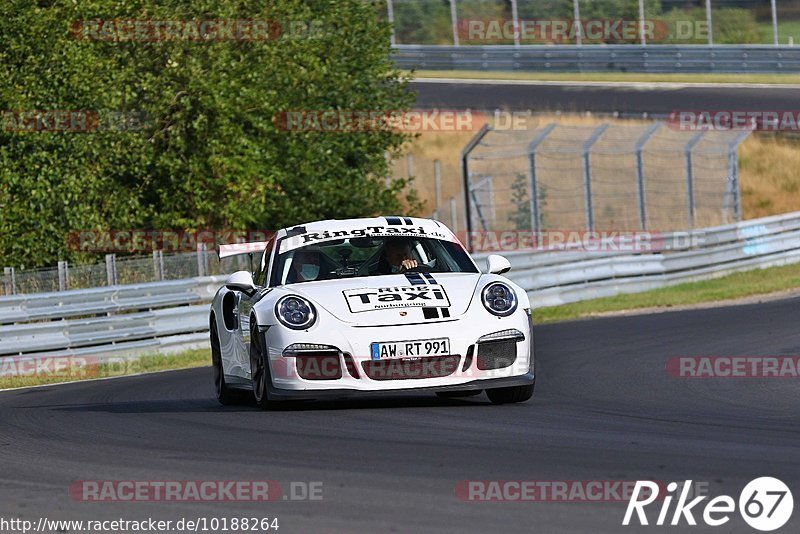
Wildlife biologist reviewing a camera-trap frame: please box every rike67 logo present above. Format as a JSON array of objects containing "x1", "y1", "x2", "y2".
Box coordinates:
[{"x1": 623, "y1": 477, "x2": 793, "y2": 531}]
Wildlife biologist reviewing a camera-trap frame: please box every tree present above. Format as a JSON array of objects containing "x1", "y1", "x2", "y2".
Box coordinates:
[
  {"x1": 508, "y1": 173, "x2": 532, "y2": 231},
  {"x1": 0, "y1": 0, "x2": 419, "y2": 268}
]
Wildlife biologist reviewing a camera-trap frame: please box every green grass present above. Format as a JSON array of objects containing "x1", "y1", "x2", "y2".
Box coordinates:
[
  {"x1": 534, "y1": 261, "x2": 800, "y2": 324},
  {"x1": 758, "y1": 20, "x2": 800, "y2": 46},
  {"x1": 0, "y1": 348, "x2": 209, "y2": 390},
  {"x1": 408, "y1": 69, "x2": 800, "y2": 85}
]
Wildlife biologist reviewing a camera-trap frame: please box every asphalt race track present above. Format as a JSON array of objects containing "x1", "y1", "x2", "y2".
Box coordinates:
[
  {"x1": 1, "y1": 297, "x2": 799, "y2": 533},
  {"x1": 410, "y1": 79, "x2": 800, "y2": 116}
]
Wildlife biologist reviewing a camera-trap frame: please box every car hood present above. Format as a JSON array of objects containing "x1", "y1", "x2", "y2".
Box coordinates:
[{"x1": 286, "y1": 273, "x2": 482, "y2": 326}]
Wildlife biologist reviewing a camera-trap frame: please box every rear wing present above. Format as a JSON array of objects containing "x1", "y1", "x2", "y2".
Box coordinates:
[{"x1": 217, "y1": 241, "x2": 269, "y2": 260}]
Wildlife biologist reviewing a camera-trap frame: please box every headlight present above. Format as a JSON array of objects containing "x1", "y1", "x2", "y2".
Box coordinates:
[
  {"x1": 481, "y1": 282, "x2": 517, "y2": 317},
  {"x1": 275, "y1": 295, "x2": 317, "y2": 330}
]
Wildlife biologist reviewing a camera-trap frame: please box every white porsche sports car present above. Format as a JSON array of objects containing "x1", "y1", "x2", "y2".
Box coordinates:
[{"x1": 210, "y1": 217, "x2": 534, "y2": 407}]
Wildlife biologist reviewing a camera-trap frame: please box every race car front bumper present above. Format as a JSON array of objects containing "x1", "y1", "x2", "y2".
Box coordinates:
[{"x1": 260, "y1": 310, "x2": 535, "y2": 399}]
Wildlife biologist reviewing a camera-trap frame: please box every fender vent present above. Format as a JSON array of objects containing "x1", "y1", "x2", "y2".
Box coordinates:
[
  {"x1": 462, "y1": 344, "x2": 475, "y2": 372},
  {"x1": 342, "y1": 353, "x2": 360, "y2": 379}
]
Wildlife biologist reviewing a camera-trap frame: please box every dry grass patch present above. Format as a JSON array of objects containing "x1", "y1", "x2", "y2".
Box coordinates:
[{"x1": 396, "y1": 114, "x2": 800, "y2": 223}]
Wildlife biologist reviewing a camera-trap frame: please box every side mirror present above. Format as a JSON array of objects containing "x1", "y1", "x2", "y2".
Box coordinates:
[
  {"x1": 485, "y1": 254, "x2": 512, "y2": 275},
  {"x1": 225, "y1": 271, "x2": 257, "y2": 295}
]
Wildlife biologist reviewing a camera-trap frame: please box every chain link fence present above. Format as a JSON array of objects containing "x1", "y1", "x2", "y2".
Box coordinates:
[
  {"x1": 463, "y1": 122, "x2": 749, "y2": 235},
  {"x1": 0, "y1": 249, "x2": 253, "y2": 297},
  {"x1": 386, "y1": 0, "x2": 800, "y2": 46}
]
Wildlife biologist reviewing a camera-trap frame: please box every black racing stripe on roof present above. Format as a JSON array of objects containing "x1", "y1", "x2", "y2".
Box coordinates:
[
  {"x1": 403, "y1": 217, "x2": 413, "y2": 225},
  {"x1": 423, "y1": 273, "x2": 437, "y2": 284},
  {"x1": 385, "y1": 216, "x2": 402, "y2": 225},
  {"x1": 404, "y1": 272, "x2": 426, "y2": 285},
  {"x1": 286, "y1": 226, "x2": 306, "y2": 237}
]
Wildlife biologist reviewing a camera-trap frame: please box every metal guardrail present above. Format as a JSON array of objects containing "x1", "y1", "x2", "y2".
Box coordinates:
[
  {"x1": 393, "y1": 45, "x2": 800, "y2": 73},
  {"x1": 1, "y1": 211, "x2": 800, "y2": 362},
  {"x1": 476, "y1": 210, "x2": 800, "y2": 307},
  {"x1": 0, "y1": 276, "x2": 226, "y2": 361}
]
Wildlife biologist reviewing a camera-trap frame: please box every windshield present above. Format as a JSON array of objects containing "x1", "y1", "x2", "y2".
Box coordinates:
[{"x1": 271, "y1": 236, "x2": 478, "y2": 286}]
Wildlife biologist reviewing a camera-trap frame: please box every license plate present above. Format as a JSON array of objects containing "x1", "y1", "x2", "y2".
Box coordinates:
[{"x1": 370, "y1": 338, "x2": 450, "y2": 360}]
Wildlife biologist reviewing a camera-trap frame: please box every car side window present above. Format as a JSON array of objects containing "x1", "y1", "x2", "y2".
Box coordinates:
[{"x1": 254, "y1": 238, "x2": 275, "y2": 287}]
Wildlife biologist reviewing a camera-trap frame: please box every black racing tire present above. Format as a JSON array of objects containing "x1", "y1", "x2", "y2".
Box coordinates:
[
  {"x1": 211, "y1": 324, "x2": 242, "y2": 405},
  {"x1": 485, "y1": 380, "x2": 535, "y2": 405},
  {"x1": 250, "y1": 324, "x2": 273, "y2": 410},
  {"x1": 435, "y1": 390, "x2": 482, "y2": 399}
]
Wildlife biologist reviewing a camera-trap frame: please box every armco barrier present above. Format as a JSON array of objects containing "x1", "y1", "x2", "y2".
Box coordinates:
[
  {"x1": 392, "y1": 45, "x2": 800, "y2": 73},
  {"x1": 2, "y1": 212, "x2": 800, "y2": 362},
  {"x1": 475, "y1": 211, "x2": 800, "y2": 307},
  {"x1": 0, "y1": 276, "x2": 226, "y2": 363}
]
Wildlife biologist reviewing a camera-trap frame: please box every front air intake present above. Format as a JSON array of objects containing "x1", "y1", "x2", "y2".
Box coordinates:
[
  {"x1": 476, "y1": 342, "x2": 517, "y2": 370},
  {"x1": 284, "y1": 344, "x2": 342, "y2": 380}
]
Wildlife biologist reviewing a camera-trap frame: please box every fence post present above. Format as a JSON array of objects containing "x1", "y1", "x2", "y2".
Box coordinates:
[
  {"x1": 582, "y1": 124, "x2": 610, "y2": 232},
  {"x1": 705, "y1": 0, "x2": 713, "y2": 46},
  {"x1": 153, "y1": 250, "x2": 165, "y2": 281},
  {"x1": 461, "y1": 123, "x2": 491, "y2": 250},
  {"x1": 433, "y1": 159, "x2": 442, "y2": 220},
  {"x1": 727, "y1": 131, "x2": 750, "y2": 222},
  {"x1": 685, "y1": 131, "x2": 706, "y2": 229},
  {"x1": 105, "y1": 253, "x2": 118, "y2": 286},
  {"x1": 469, "y1": 176, "x2": 491, "y2": 232},
  {"x1": 57, "y1": 261, "x2": 69, "y2": 291},
  {"x1": 638, "y1": 0, "x2": 646, "y2": 46},
  {"x1": 386, "y1": 0, "x2": 396, "y2": 46},
  {"x1": 449, "y1": 197, "x2": 458, "y2": 233},
  {"x1": 3, "y1": 267, "x2": 15, "y2": 296},
  {"x1": 384, "y1": 151, "x2": 392, "y2": 188},
  {"x1": 406, "y1": 153, "x2": 414, "y2": 177},
  {"x1": 527, "y1": 124, "x2": 556, "y2": 240},
  {"x1": 197, "y1": 243, "x2": 208, "y2": 277},
  {"x1": 449, "y1": 0, "x2": 460, "y2": 46},
  {"x1": 771, "y1": 0, "x2": 778, "y2": 46},
  {"x1": 510, "y1": 0, "x2": 520, "y2": 47},
  {"x1": 572, "y1": 0, "x2": 582, "y2": 46},
  {"x1": 634, "y1": 123, "x2": 661, "y2": 231}
]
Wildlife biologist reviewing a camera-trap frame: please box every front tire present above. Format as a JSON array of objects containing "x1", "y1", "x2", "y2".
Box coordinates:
[
  {"x1": 486, "y1": 380, "x2": 535, "y2": 405},
  {"x1": 250, "y1": 324, "x2": 273, "y2": 409},
  {"x1": 211, "y1": 324, "x2": 240, "y2": 405}
]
